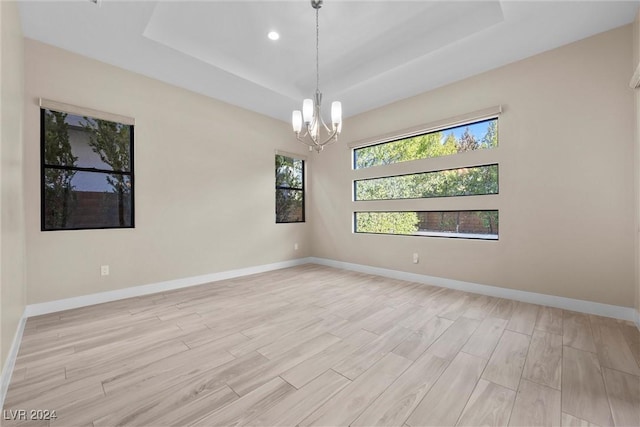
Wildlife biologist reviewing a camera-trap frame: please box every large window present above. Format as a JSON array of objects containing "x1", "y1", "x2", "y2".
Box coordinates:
[
  {"x1": 276, "y1": 154, "x2": 305, "y2": 223},
  {"x1": 355, "y1": 211, "x2": 499, "y2": 240},
  {"x1": 352, "y1": 112, "x2": 499, "y2": 240},
  {"x1": 41, "y1": 106, "x2": 134, "y2": 231},
  {"x1": 354, "y1": 118, "x2": 497, "y2": 169},
  {"x1": 355, "y1": 164, "x2": 498, "y2": 201}
]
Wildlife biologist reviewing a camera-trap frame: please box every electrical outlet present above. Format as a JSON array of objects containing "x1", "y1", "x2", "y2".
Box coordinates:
[
  {"x1": 294, "y1": 243, "x2": 299, "y2": 251},
  {"x1": 101, "y1": 265, "x2": 110, "y2": 276},
  {"x1": 412, "y1": 253, "x2": 419, "y2": 264}
]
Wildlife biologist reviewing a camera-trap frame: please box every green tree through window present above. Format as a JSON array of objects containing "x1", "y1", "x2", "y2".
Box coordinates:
[
  {"x1": 43, "y1": 110, "x2": 77, "y2": 229},
  {"x1": 276, "y1": 154, "x2": 304, "y2": 223},
  {"x1": 354, "y1": 118, "x2": 499, "y2": 238},
  {"x1": 41, "y1": 107, "x2": 134, "y2": 230},
  {"x1": 355, "y1": 165, "x2": 498, "y2": 201},
  {"x1": 81, "y1": 117, "x2": 132, "y2": 226},
  {"x1": 354, "y1": 118, "x2": 497, "y2": 169}
]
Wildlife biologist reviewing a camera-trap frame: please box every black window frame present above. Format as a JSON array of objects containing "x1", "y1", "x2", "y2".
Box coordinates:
[
  {"x1": 354, "y1": 163, "x2": 499, "y2": 201},
  {"x1": 354, "y1": 210, "x2": 500, "y2": 240},
  {"x1": 275, "y1": 154, "x2": 305, "y2": 224},
  {"x1": 352, "y1": 114, "x2": 500, "y2": 240},
  {"x1": 40, "y1": 108, "x2": 135, "y2": 231},
  {"x1": 353, "y1": 117, "x2": 498, "y2": 170}
]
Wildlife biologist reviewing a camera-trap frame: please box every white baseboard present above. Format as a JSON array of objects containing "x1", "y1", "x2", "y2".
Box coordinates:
[
  {"x1": 22, "y1": 255, "x2": 638, "y2": 323},
  {"x1": 1, "y1": 257, "x2": 312, "y2": 409},
  {"x1": 0, "y1": 313, "x2": 27, "y2": 410},
  {"x1": 25, "y1": 258, "x2": 312, "y2": 317},
  {"x1": 309, "y1": 257, "x2": 638, "y2": 323},
  {"x1": 2, "y1": 256, "x2": 638, "y2": 407}
]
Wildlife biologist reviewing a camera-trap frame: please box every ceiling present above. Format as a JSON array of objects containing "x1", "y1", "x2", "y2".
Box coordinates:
[{"x1": 18, "y1": 1, "x2": 640, "y2": 123}]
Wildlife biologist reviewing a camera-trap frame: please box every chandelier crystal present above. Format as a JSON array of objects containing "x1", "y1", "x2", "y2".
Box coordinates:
[{"x1": 292, "y1": 0, "x2": 342, "y2": 153}]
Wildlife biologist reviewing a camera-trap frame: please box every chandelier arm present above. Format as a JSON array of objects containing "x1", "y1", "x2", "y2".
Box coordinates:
[
  {"x1": 306, "y1": 114, "x2": 319, "y2": 138},
  {"x1": 319, "y1": 115, "x2": 332, "y2": 133},
  {"x1": 298, "y1": 139, "x2": 316, "y2": 148},
  {"x1": 319, "y1": 128, "x2": 339, "y2": 146},
  {"x1": 296, "y1": 134, "x2": 318, "y2": 147},
  {"x1": 296, "y1": 125, "x2": 320, "y2": 146},
  {"x1": 297, "y1": 130, "x2": 336, "y2": 149}
]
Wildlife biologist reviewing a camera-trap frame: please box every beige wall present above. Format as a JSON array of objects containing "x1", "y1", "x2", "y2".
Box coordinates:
[
  {"x1": 1, "y1": 1, "x2": 26, "y2": 367},
  {"x1": 23, "y1": 39, "x2": 310, "y2": 304},
  {"x1": 311, "y1": 25, "x2": 635, "y2": 308},
  {"x1": 12, "y1": 16, "x2": 639, "y2": 320}
]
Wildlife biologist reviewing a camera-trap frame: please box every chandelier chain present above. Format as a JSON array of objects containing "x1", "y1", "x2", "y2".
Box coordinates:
[{"x1": 315, "y1": 6, "x2": 320, "y2": 94}]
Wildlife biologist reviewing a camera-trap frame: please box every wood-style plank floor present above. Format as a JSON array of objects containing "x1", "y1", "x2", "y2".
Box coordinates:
[{"x1": 3, "y1": 264, "x2": 639, "y2": 427}]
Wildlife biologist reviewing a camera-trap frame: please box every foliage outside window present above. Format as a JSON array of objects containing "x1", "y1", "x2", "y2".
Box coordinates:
[
  {"x1": 355, "y1": 211, "x2": 499, "y2": 240},
  {"x1": 354, "y1": 118, "x2": 497, "y2": 169},
  {"x1": 353, "y1": 117, "x2": 498, "y2": 239},
  {"x1": 276, "y1": 154, "x2": 305, "y2": 223},
  {"x1": 41, "y1": 108, "x2": 134, "y2": 231},
  {"x1": 355, "y1": 164, "x2": 498, "y2": 201}
]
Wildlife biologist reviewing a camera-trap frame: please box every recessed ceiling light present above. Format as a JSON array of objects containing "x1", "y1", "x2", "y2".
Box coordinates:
[{"x1": 268, "y1": 31, "x2": 280, "y2": 41}]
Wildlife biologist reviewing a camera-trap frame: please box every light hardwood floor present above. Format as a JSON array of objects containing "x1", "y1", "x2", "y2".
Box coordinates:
[{"x1": 2, "y1": 264, "x2": 639, "y2": 426}]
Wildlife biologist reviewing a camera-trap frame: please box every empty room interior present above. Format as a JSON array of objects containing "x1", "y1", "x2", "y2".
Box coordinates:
[{"x1": 1, "y1": 0, "x2": 640, "y2": 426}]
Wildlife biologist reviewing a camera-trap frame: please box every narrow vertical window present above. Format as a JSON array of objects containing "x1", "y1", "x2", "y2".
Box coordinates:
[{"x1": 275, "y1": 154, "x2": 305, "y2": 223}]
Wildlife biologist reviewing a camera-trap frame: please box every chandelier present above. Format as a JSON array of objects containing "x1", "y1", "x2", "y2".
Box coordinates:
[{"x1": 292, "y1": 0, "x2": 342, "y2": 153}]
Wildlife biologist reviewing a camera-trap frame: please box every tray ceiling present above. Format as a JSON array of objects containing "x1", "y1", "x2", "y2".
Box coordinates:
[{"x1": 18, "y1": 1, "x2": 640, "y2": 122}]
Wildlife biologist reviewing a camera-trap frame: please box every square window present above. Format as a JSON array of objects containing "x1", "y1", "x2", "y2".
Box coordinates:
[{"x1": 41, "y1": 108, "x2": 134, "y2": 231}]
